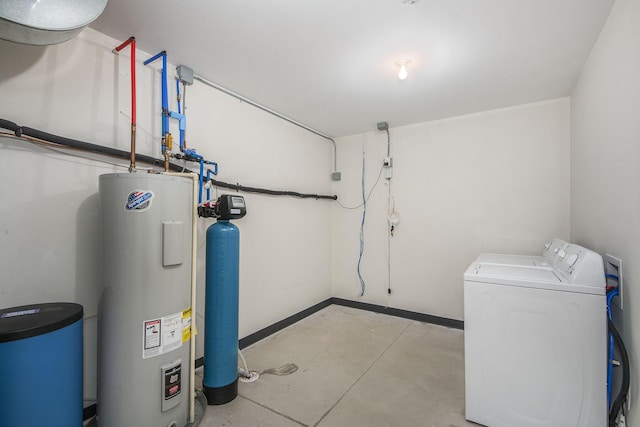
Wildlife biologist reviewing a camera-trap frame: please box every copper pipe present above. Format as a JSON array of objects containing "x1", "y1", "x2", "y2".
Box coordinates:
[{"x1": 130, "y1": 125, "x2": 136, "y2": 171}]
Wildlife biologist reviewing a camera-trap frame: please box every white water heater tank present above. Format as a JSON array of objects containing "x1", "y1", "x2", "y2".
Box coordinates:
[{"x1": 98, "y1": 173, "x2": 193, "y2": 427}]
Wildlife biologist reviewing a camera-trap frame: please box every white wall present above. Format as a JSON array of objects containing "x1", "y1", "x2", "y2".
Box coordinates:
[
  {"x1": 571, "y1": 0, "x2": 640, "y2": 422},
  {"x1": 331, "y1": 99, "x2": 571, "y2": 320},
  {"x1": 0, "y1": 28, "x2": 333, "y2": 404}
]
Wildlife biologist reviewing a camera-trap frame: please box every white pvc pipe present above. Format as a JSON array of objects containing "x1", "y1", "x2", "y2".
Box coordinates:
[{"x1": 193, "y1": 74, "x2": 338, "y2": 172}]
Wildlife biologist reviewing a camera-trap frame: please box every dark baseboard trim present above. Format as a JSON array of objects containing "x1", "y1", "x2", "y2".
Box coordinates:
[
  {"x1": 236, "y1": 297, "x2": 463, "y2": 350},
  {"x1": 239, "y1": 298, "x2": 333, "y2": 349},
  {"x1": 85, "y1": 297, "x2": 462, "y2": 420},
  {"x1": 331, "y1": 298, "x2": 464, "y2": 330},
  {"x1": 83, "y1": 404, "x2": 96, "y2": 422}
]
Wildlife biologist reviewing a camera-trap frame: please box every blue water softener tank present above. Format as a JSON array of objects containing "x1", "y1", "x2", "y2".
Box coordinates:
[
  {"x1": 202, "y1": 194, "x2": 247, "y2": 405},
  {"x1": 0, "y1": 302, "x2": 83, "y2": 426},
  {"x1": 204, "y1": 219, "x2": 240, "y2": 404}
]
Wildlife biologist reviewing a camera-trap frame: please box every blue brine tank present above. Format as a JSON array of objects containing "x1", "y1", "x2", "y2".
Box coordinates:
[
  {"x1": 0, "y1": 302, "x2": 83, "y2": 426},
  {"x1": 204, "y1": 220, "x2": 240, "y2": 404}
]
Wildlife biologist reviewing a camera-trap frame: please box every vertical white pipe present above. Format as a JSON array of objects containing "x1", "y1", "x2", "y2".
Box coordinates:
[
  {"x1": 188, "y1": 173, "x2": 197, "y2": 423},
  {"x1": 165, "y1": 172, "x2": 198, "y2": 423}
]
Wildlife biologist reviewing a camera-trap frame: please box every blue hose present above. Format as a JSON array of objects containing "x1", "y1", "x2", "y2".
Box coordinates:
[{"x1": 606, "y1": 287, "x2": 619, "y2": 408}]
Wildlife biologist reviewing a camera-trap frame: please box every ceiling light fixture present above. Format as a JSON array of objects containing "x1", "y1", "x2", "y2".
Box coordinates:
[
  {"x1": 401, "y1": 0, "x2": 421, "y2": 4},
  {"x1": 394, "y1": 59, "x2": 411, "y2": 80}
]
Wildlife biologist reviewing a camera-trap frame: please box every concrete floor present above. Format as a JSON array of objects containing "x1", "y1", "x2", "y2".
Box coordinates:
[{"x1": 199, "y1": 305, "x2": 476, "y2": 427}]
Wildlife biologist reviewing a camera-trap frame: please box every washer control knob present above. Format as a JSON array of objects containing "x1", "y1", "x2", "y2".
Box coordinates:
[
  {"x1": 557, "y1": 250, "x2": 567, "y2": 259},
  {"x1": 566, "y1": 254, "x2": 579, "y2": 266},
  {"x1": 544, "y1": 242, "x2": 552, "y2": 251}
]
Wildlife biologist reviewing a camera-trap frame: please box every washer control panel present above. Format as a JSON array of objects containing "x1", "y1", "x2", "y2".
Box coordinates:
[
  {"x1": 555, "y1": 244, "x2": 605, "y2": 287},
  {"x1": 542, "y1": 238, "x2": 568, "y2": 266}
]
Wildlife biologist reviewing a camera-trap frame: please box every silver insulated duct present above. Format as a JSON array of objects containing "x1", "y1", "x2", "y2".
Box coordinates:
[{"x1": 0, "y1": 0, "x2": 108, "y2": 45}]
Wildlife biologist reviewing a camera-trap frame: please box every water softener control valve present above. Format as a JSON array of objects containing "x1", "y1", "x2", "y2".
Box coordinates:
[{"x1": 215, "y1": 195, "x2": 247, "y2": 220}]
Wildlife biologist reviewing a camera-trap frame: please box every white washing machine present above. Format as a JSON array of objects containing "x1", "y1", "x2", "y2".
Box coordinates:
[
  {"x1": 464, "y1": 243, "x2": 607, "y2": 427},
  {"x1": 476, "y1": 238, "x2": 567, "y2": 267}
]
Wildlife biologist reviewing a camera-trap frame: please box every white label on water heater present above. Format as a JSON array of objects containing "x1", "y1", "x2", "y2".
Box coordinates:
[{"x1": 143, "y1": 311, "x2": 183, "y2": 359}]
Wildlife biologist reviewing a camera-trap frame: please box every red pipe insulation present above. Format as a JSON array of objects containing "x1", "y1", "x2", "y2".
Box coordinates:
[
  {"x1": 114, "y1": 37, "x2": 136, "y2": 124},
  {"x1": 114, "y1": 37, "x2": 137, "y2": 170}
]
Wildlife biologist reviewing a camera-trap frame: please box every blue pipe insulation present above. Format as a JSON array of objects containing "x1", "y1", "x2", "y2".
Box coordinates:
[
  {"x1": 203, "y1": 221, "x2": 240, "y2": 405},
  {"x1": 169, "y1": 110, "x2": 187, "y2": 151},
  {"x1": 142, "y1": 50, "x2": 165, "y2": 66},
  {"x1": 143, "y1": 51, "x2": 169, "y2": 141},
  {"x1": 144, "y1": 50, "x2": 185, "y2": 152},
  {"x1": 161, "y1": 53, "x2": 169, "y2": 137},
  {"x1": 175, "y1": 79, "x2": 186, "y2": 150},
  {"x1": 198, "y1": 161, "x2": 204, "y2": 205},
  {"x1": 606, "y1": 288, "x2": 620, "y2": 408},
  {"x1": 143, "y1": 50, "x2": 197, "y2": 158}
]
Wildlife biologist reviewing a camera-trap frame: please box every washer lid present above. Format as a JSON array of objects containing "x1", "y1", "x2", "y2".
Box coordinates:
[
  {"x1": 476, "y1": 253, "x2": 551, "y2": 268},
  {"x1": 470, "y1": 263, "x2": 561, "y2": 281},
  {"x1": 0, "y1": 302, "x2": 83, "y2": 343},
  {"x1": 464, "y1": 262, "x2": 604, "y2": 295}
]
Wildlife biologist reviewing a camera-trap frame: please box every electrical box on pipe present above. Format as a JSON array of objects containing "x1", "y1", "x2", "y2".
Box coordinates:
[{"x1": 98, "y1": 173, "x2": 194, "y2": 427}]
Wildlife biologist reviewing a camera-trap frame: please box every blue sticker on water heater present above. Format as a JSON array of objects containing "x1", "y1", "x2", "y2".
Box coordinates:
[{"x1": 125, "y1": 190, "x2": 154, "y2": 212}]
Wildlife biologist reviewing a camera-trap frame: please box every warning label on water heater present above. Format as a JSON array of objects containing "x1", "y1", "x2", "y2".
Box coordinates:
[
  {"x1": 142, "y1": 311, "x2": 184, "y2": 359},
  {"x1": 182, "y1": 308, "x2": 192, "y2": 343}
]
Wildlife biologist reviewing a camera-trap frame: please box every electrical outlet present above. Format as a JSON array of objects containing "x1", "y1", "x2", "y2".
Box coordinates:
[
  {"x1": 383, "y1": 157, "x2": 393, "y2": 179},
  {"x1": 604, "y1": 254, "x2": 623, "y2": 310}
]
